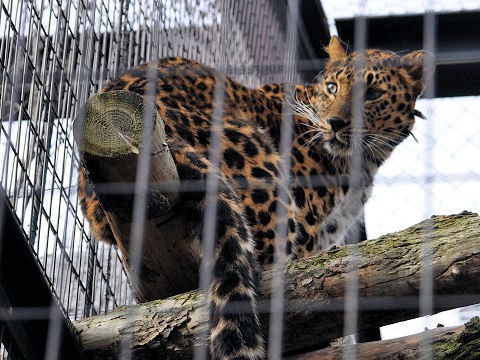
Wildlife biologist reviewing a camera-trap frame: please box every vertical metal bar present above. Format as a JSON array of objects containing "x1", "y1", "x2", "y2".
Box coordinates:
[
  {"x1": 84, "y1": 241, "x2": 95, "y2": 318},
  {"x1": 61, "y1": 0, "x2": 82, "y2": 314},
  {"x1": 48, "y1": 0, "x2": 68, "y2": 316},
  {"x1": 118, "y1": 70, "x2": 155, "y2": 360},
  {"x1": 98, "y1": 0, "x2": 109, "y2": 88},
  {"x1": 267, "y1": 0, "x2": 298, "y2": 358},
  {"x1": 1, "y1": 0, "x2": 25, "y2": 201},
  {"x1": 29, "y1": 0, "x2": 63, "y2": 255},
  {"x1": 73, "y1": 0, "x2": 90, "y2": 322},
  {"x1": 104, "y1": 245, "x2": 113, "y2": 313},
  {"x1": 119, "y1": 1, "x2": 161, "y2": 357},
  {"x1": 343, "y1": 1, "x2": 367, "y2": 359},
  {"x1": 193, "y1": 1, "x2": 227, "y2": 357},
  {"x1": 12, "y1": 0, "x2": 33, "y2": 226},
  {"x1": 193, "y1": 70, "x2": 226, "y2": 360},
  {"x1": 0, "y1": 156, "x2": 5, "y2": 270},
  {"x1": 43, "y1": 302, "x2": 62, "y2": 360},
  {"x1": 78, "y1": 0, "x2": 101, "y2": 318},
  {"x1": 419, "y1": 4, "x2": 436, "y2": 360}
]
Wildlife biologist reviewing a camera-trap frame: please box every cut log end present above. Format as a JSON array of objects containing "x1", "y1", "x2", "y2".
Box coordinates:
[
  {"x1": 73, "y1": 89, "x2": 192, "y2": 300},
  {"x1": 74, "y1": 90, "x2": 157, "y2": 157}
]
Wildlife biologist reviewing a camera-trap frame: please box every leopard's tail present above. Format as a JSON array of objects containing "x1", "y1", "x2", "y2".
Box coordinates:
[
  {"x1": 207, "y1": 189, "x2": 264, "y2": 359},
  {"x1": 176, "y1": 155, "x2": 265, "y2": 360},
  {"x1": 167, "y1": 134, "x2": 265, "y2": 359}
]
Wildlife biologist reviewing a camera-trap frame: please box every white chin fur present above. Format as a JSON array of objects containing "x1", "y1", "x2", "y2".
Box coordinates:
[{"x1": 323, "y1": 141, "x2": 351, "y2": 157}]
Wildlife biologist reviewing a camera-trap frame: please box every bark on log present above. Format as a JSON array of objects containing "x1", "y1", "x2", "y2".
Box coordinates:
[
  {"x1": 73, "y1": 90, "x2": 200, "y2": 301},
  {"x1": 74, "y1": 212, "x2": 480, "y2": 359},
  {"x1": 293, "y1": 317, "x2": 480, "y2": 360}
]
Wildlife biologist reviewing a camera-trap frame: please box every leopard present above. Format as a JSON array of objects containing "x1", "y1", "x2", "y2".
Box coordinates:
[{"x1": 77, "y1": 36, "x2": 433, "y2": 359}]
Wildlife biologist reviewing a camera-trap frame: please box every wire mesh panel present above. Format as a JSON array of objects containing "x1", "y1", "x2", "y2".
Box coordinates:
[
  {"x1": 0, "y1": 0, "x2": 318, "y2": 322},
  {"x1": 0, "y1": 3, "x2": 321, "y2": 358},
  {"x1": 0, "y1": 0, "x2": 479, "y2": 358},
  {"x1": 0, "y1": 0, "x2": 140, "y2": 322}
]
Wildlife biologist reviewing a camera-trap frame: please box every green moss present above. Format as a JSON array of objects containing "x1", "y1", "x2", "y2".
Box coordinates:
[
  {"x1": 361, "y1": 213, "x2": 479, "y2": 260},
  {"x1": 185, "y1": 290, "x2": 202, "y2": 303},
  {"x1": 291, "y1": 246, "x2": 349, "y2": 273},
  {"x1": 169, "y1": 290, "x2": 202, "y2": 304},
  {"x1": 434, "y1": 337, "x2": 461, "y2": 359},
  {"x1": 439, "y1": 317, "x2": 480, "y2": 359}
]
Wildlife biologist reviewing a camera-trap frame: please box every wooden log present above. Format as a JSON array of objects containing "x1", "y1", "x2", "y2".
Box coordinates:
[
  {"x1": 292, "y1": 317, "x2": 480, "y2": 359},
  {"x1": 73, "y1": 212, "x2": 480, "y2": 358},
  {"x1": 73, "y1": 90, "x2": 200, "y2": 301}
]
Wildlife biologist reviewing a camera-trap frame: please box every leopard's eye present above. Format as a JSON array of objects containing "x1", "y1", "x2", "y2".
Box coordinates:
[
  {"x1": 326, "y1": 82, "x2": 337, "y2": 95},
  {"x1": 365, "y1": 87, "x2": 384, "y2": 101}
]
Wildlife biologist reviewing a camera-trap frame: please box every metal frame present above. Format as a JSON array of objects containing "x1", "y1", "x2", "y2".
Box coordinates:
[
  {"x1": 335, "y1": 11, "x2": 480, "y2": 97},
  {"x1": 0, "y1": 188, "x2": 80, "y2": 359}
]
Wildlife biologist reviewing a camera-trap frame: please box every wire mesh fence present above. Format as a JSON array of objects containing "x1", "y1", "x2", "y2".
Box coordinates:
[
  {"x1": 0, "y1": 0, "x2": 320, "y2": 320},
  {"x1": 0, "y1": 0, "x2": 479, "y2": 359}
]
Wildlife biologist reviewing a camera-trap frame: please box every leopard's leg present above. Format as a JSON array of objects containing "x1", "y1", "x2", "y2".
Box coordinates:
[
  {"x1": 172, "y1": 144, "x2": 264, "y2": 360},
  {"x1": 78, "y1": 166, "x2": 115, "y2": 244}
]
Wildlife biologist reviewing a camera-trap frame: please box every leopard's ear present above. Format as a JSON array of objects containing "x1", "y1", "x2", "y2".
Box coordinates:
[
  {"x1": 400, "y1": 50, "x2": 435, "y2": 97},
  {"x1": 325, "y1": 36, "x2": 346, "y2": 61}
]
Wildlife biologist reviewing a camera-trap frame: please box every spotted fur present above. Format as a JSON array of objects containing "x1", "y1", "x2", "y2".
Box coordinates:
[{"x1": 78, "y1": 36, "x2": 432, "y2": 359}]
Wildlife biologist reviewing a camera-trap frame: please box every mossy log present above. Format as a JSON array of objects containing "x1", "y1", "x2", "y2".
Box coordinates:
[
  {"x1": 293, "y1": 317, "x2": 480, "y2": 360},
  {"x1": 73, "y1": 90, "x2": 199, "y2": 301},
  {"x1": 74, "y1": 212, "x2": 480, "y2": 359}
]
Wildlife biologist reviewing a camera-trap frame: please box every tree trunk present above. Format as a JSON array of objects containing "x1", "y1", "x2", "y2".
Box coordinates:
[
  {"x1": 293, "y1": 317, "x2": 480, "y2": 360},
  {"x1": 74, "y1": 212, "x2": 480, "y2": 359}
]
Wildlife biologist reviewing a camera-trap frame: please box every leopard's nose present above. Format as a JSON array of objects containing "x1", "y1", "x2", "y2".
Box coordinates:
[{"x1": 327, "y1": 117, "x2": 349, "y2": 133}]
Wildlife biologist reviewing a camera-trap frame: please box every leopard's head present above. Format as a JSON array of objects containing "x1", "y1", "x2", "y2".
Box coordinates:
[{"x1": 306, "y1": 36, "x2": 434, "y2": 164}]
